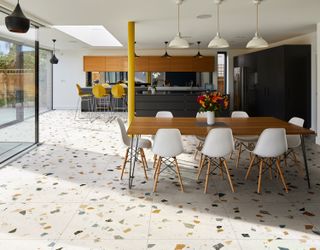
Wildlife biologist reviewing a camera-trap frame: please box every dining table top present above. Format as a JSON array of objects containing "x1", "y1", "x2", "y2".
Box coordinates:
[{"x1": 127, "y1": 117, "x2": 315, "y2": 136}]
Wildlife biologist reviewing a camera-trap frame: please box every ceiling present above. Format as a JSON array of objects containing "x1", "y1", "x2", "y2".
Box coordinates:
[{"x1": 0, "y1": 0, "x2": 320, "y2": 50}]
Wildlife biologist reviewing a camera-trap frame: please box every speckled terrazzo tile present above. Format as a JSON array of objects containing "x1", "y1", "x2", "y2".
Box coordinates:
[
  {"x1": 238, "y1": 239, "x2": 320, "y2": 250},
  {"x1": 53, "y1": 239, "x2": 148, "y2": 250},
  {"x1": 59, "y1": 202, "x2": 151, "y2": 240},
  {"x1": 0, "y1": 239, "x2": 56, "y2": 250},
  {"x1": 0, "y1": 202, "x2": 78, "y2": 240},
  {"x1": 148, "y1": 202, "x2": 236, "y2": 240},
  {"x1": 146, "y1": 239, "x2": 241, "y2": 250}
]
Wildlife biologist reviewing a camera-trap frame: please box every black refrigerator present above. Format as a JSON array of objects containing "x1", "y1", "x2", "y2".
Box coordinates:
[{"x1": 233, "y1": 67, "x2": 258, "y2": 116}]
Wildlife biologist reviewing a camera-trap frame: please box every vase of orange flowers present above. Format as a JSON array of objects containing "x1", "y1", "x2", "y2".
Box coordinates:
[{"x1": 197, "y1": 92, "x2": 229, "y2": 125}]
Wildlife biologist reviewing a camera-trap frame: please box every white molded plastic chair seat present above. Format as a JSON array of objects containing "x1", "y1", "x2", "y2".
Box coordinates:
[
  {"x1": 117, "y1": 118, "x2": 151, "y2": 180},
  {"x1": 231, "y1": 111, "x2": 258, "y2": 168},
  {"x1": 287, "y1": 117, "x2": 304, "y2": 149},
  {"x1": 155, "y1": 111, "x2": 174, "y2": 118},
  {"x1": 245, "y1": 128, "x2": 288, "y2": 193},
  {"x1": 197, "y1": 128, "x2": 235, "y2": 193},
  {"x1": 152, "y1": 129, "x2": 184, "y2": 192}
]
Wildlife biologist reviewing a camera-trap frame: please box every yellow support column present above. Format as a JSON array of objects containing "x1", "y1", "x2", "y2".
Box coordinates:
[
  {"x1": 128, "y1": 21, "x2": 135, "y2": 125},
  {"x1": 146, "y1": 72, "x2": 151, "y2": 84}
]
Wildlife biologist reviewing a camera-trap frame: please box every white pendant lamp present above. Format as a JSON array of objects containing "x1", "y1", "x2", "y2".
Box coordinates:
[
  {"x1": 208, "y1": 0, "x2": 229, "y2": 49},
  {"x1": 246, "y1": 0, "x2": 268, "y2": 49},
  {"x1": 169, "y1": 0, "x2": 189, "y2": 48}
]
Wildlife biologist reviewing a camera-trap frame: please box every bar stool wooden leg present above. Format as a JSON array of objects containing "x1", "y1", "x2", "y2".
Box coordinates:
[
  {"x1": 245, "y1": 155, "x2": 256, "y2": 180},
  {"x1": 257, "y1": 159, "x2": 264, "y2": 193},
  {"x1": 236, "y1": 143, "x2": 242, "y2": 168},
  {"x1": 139, "y1": 148, "x2": 148, "y2": 180},
  {"x1": 275, "y1": 158, "x2": 288, "y2": 193},
  {"x1": 174, "y1": 157, "x2": 184, "y2": 192},
  {"x1": 204, "y1": 158, "x2": 211, "y2": 194},
  {"x1": 196, "y1": 154, "x2": 205, "y2": 181},
  {"x1": 223, "y1": 160, "x2": 235, "y2": 192},
  {"x1": 153, "y1": 157, "x2": 162, "y2": 192},
  {"x1": 120, "y1": 148, "x2": 129, "y2": 180}
]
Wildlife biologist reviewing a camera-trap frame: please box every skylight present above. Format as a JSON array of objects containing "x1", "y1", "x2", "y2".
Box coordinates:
[{"x1": 53, "y1": 25, "x2": 122, "y2": 47}]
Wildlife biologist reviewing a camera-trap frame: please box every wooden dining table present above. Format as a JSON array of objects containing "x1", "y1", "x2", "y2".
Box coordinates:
[{"x1": 126, "y1": 117, "x2": 315, "y2": 189}]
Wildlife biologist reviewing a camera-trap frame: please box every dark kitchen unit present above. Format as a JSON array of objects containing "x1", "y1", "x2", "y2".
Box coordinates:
[{"x1": 234, "y1": 45, "x2": 311, "y2": 128}]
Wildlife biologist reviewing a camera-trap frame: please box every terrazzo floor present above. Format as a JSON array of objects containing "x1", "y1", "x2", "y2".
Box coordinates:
[{"x1": 0, "y1": 110, "x2": 320, "y2": 250}]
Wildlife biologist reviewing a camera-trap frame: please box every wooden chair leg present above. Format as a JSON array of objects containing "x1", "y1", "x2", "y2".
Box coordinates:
[
  {"x1": 245, "y1": 155, "x2": 256, "y2": 180},
  {"x1": 173, "y1": 157, "x2": 184, "y2": 192},
  {"x1": 120, "y1": 148, "x2": 129, "y2": 180},
  {"x1": 153, "y1": 157, "x2": 162, "y2": 192},
  {"x1": 219, "y1": 159, "x2": 224, "y2": 179},
  {"x1": 196, "y1": 154, "x2": 205, "y2": 181},
  {"x1": 204, "y1": 158, "x2": 211, "y2": 194},
  {"x1": 257, "y1": 159, "x2": 264, "y2": 194},
  {"x1": 223, "y1": 160, "x2": 235, "y2": 192},
  {"x1": 153, "y1": 156, "x2": 160, "y2": 179},
  {"x1": 268, "y1": 158, "x2": 273, "y2": 180},
  {"x1": 140, "y1": 148, "x2": 148, "y2": 180},
  {"x1": 152, "y1": 154, "x2": 157, "y2": 168},
  {"x1": 236, "y1": 143, "x2": 242, "y2": 168},
  {"x1": 275, "y1": 158, "x2": 288, "y2": 193},
  {"x1": 141, "y1": 148, "x2": 149, "y2": 169}
]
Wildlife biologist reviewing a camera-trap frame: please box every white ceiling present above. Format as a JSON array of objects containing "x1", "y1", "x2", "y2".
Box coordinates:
[{"x1": 0, "y1": 0, "x2": 320, "y2": 50}]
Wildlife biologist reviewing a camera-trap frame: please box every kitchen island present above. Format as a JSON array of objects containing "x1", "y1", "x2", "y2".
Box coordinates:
[{"x1": 80, "y1": 86, "x2": 207, "y2": 116}]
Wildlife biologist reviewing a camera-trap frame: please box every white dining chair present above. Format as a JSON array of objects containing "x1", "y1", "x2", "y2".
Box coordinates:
[
  {"x1": 155, "y1": 111, "x2": 174, "y2": 118},
  {"x1": 197, "y1": 128, "x2": 235, "y2": 193},
  {"x1": 152, "y1": 111, "x2": 174, "y2": 168},
  {"x1": 231, "y1": 111, "x2": 258, "y2": 168},
  {"x1": 285, "y1": 117, "x2": 305, "y2": 169},
  {"x1": 152, "y1": 128, "x2": 184, "y2": 192},
  {"x1": 245, "y1": 128, "x2": 288, "y2": 193},
  {"x1": 117, "y1": 118, "x2": 152, "y2": 180}
]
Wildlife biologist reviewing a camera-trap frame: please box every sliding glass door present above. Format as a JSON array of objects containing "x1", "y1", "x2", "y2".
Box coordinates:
[
  {"x1": 0, "y1": 11, "x2": 38, "y2": 164},
  {"x1": 39, "y1": 49, "x2": 52, "y2": 113}
]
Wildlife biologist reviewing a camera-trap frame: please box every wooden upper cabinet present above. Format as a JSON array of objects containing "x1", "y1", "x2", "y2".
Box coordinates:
[
  {"x1": 170, "y1": 57, "x2": 193, "y2": 72},
  {"x1": 148, "y1": 56, "x2": 171, "y2": 72},
  {"x1": 83, "y1": 56, "x2": 106, "y2": 72},
  {"x1": 135, "y1": 57, "x2": 149, "y2": 72},
  {"x1": 105, "y1": 56, "x2": 127, "y2": 72},
  {"x1": 192, "y1": 57, "x2": 215, "y2": 72},
  {"x1": 83, "y1": 55, "x2": 215, "y2": 72}
]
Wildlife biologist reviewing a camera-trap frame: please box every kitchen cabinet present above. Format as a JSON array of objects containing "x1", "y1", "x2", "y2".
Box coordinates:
[{"x1": 234, "y1": 45, "x2": 311, "y2": 128}]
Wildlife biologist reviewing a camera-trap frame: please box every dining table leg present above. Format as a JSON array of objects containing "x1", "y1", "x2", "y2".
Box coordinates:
[
  {"x1": 300, "y1": 135, "x2": 311, "y2": 188},
  {"x1": 128, "y1": 134, "x2": 140, "y2": 189}
]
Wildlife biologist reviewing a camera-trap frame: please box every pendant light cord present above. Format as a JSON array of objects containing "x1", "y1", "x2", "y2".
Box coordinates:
[
  {"x1": 216, "y1": 3, "x2": 220, "y2": 36},
  {"x1": 177, "y1": 3, "x2": 180, "y2": 35},
  {"x1": 255, "y1": 2, "x2": 259, "y2": 36}
]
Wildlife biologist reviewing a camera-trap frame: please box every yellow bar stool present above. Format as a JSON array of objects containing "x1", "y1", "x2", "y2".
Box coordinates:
[
  {"x1": 92, "y1": 84, "x2": 111, "y2": 121},
  {"x1": 74, "y1": 84, "x2": 93, "y2": 120},
  {"x1": 111, "y1": 84, "x2": 126, "y2": 113}
]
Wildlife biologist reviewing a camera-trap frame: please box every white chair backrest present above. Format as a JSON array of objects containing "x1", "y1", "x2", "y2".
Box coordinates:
[
  {"x1": 196, "y1": 112, "x2": 206, "y2": 118},
  {"x1": 287, "y1": 117, "x2": 305, "y2": 148},
  {"x1": 254, "y1": 128, "x2": 288, "y2": 157},
  {"x1": 231, "y1": 111, "x2": 249, "y2": 118},
  {"x1": 156, "y1": 111, "x2": 173, "y2": 118},
  {"x1": 117, "y1": 118, "x2": 130, "y2": 147},
  {"x1": 152, "y1": 129, "x2": 184, "y2": 157},
  {"x1": 289, "y1": 117, "x2": 304, "y2": 127},
  {"x1": 202, "y1": 128, "x2": 234, "y2": 158}
]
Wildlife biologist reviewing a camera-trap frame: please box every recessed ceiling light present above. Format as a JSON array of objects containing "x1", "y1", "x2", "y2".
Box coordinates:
[
  {"x1": 53, "y1": 25, "x2": 122, "y2": 47},
  {"x1": 196, "y1": 14, "x2": 212, "y2": 19}
]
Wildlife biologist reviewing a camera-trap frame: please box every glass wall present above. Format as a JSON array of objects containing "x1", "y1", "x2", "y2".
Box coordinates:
[
  {"x1": 0, "y1": 11, "x2": 38, "y2": 164},
  {"x1": 39, "y1": 49, "x2": 52, "y2": 113}
]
